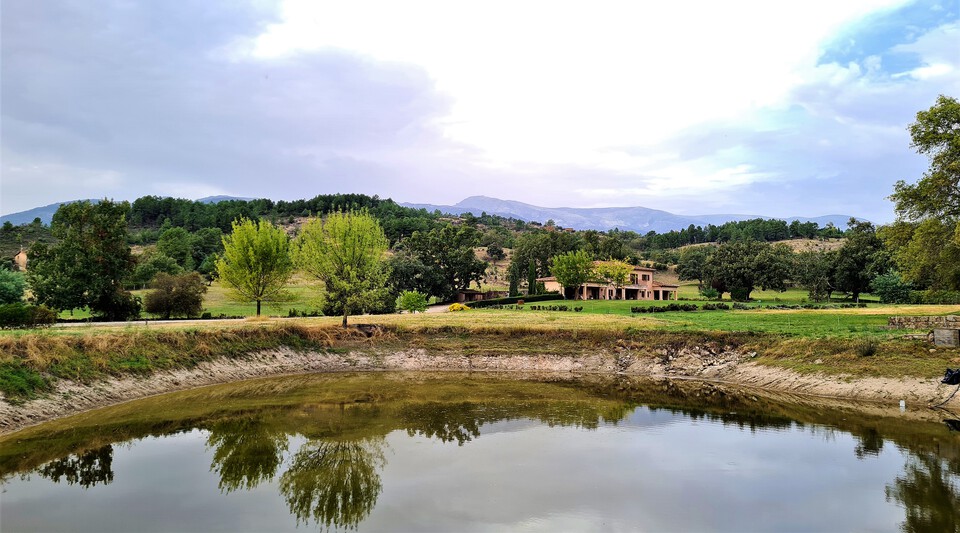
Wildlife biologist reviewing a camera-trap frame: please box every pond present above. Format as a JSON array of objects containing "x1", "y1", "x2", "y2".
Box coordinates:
[{"x1": 1, "y1": 373, "x2": 958, "y2": 532}]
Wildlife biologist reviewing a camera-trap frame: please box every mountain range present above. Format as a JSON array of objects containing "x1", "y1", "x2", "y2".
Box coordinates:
[
  {"x1": 401, "y1": 196, "x2": 858, "y2": 234},
  {"x1": 2, "y1": 195, "x2": 859, "y2": 233}
]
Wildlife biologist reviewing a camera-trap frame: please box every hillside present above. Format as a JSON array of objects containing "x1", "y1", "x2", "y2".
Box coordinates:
[{"x1": 401, "y1": 196, "x2": 860, "y2": 234}]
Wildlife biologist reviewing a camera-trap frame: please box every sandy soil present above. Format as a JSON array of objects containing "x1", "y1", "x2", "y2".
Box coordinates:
[{"x1": 1, "y1": 346, "x2": 955, "y2": 436}]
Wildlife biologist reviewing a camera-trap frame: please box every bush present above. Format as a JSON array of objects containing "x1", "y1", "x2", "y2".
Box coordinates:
[
  {"x1": 855, "y1": 339, "x2": 878, "y2": 357},
  {"x1": 730, "y1": 287, "x2": 751, "y2": 302},
  {"x1": 448, "y1": 303, "x2": 471, "y2": 312},
  {"x1": 397, "y1": 290, "x2": 429, "y2": 313},
  {"x1": 870, "y1": 272, "x2": 912, "y2": 304},
  {"x1": 0, "y1": 303, "x2": 57, "y2": 329},
  {"x1": 0, "y1": 269, "x2": 26, "y2": 304},
  {"x1": 144, "y1": 272, "x2": 207, "y2": 319},
  {"x1": 468, "y1": 293, "x2": 563, "y2": 308},
  {"x1": 699, "y1": 287, "x2": 720, "y2": 300},
  {"x1": 911, "y1": 290, "x2": 960, "y2": 305}
]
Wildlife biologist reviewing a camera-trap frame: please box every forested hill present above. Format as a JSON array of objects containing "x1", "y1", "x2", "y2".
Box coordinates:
[{"x1": 1, "y1": 193, "x2": 851, "y2": 261}]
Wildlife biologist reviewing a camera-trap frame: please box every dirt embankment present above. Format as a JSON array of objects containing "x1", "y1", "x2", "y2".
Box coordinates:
[{"x1": 2, "y1": 344, "x2": 954, "y2": 436}]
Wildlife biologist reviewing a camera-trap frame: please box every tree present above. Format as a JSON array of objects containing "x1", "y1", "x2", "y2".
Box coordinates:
[
  {"x1": 677, "y1": 246, "x2": 712, "y2": 289},
  {"x1": 834, "y1": 219, "x2": 888, "y2": 301},
  {"x1": 27, "y1": 200, "x2": 140, "y2": 320},
  {"x1": 885, "y1": 95, "x2": 960, "y2": 290},
  {"x1": 486, "y1": 242, "x2": 506, "y2": 261},
  {"x1": 792, "y1": 250, "x2": 837, "y2": 302},
  {"x1": 295, "y1": 211, "x2": 390, "y2": 327},
  {"x1": 550, "y1": 250, "x2": 594, "y2": 299},
  {"x1": 144, "y1": 272, "x2": 207, "y2": 319},
  {"x1": 216, "y1": 218, "x2": 294, "y2": 316},
  {"x1": 595, "y1": 259, "x2": 632, "y2": 299},
  {"x1": 130, "y1": 250, "x2": 182, "y2": 290},
  {"x1": 396, "y1": 290, "x2": 428, "y2": 313},
  {"x1": 870, "y1": 272, "x2": 913, "y2": 304},
  {"x1": 401, "y1": 224, "x2": 486, "y2": 302},
  {"x1": 0, "y1": 269, "x2": 26, "y2": 304},
  {"x1": 157, "y1": 227, "x2": 196, "y2": 271},
  {"x1": 704, "y1": 240, "x2": 791, "y2": 301}
]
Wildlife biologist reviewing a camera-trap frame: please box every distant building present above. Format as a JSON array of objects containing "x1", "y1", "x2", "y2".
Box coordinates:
[
  {"x1": 13, "y1": 249, "x2": 27, "y2": 271},
  {"x1": 538, "y1": 262, "x2": 679, "y2": 301}
]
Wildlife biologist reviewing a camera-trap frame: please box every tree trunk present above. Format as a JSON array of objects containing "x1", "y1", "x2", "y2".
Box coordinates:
[
  {"x1": 342, "y1": 310, "x2": 348, "y2": 328},
  {"x1": 256, "y1": 300, "x2": 261, "y2": 316}
]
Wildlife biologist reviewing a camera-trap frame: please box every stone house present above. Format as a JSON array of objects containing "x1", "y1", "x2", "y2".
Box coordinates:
[
  {"x1": 13, "y1": 249, "x2": 27, "y2": 271},
  {"x1": 538, "y1": 262, "x2": 679, "y2": 301}
]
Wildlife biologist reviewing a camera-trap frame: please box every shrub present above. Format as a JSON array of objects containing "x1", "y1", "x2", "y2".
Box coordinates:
[
  {"x1": 730, "y1": 287, "x2": 751, "y2": 302},
  {"x1": 397, "y1": 290, "x2": 429, "y2": 313},
  {"x1": 870, "y1": 272, "x2": 912, "y2": 304},
  {"x1": 855, "y1": 339, "x2": 878, "y2": 357},
  {"x1": 144, "y1": 272, "x2": 207, "y2": 319},
  {"x1": 448, "y1": 303, "x2": 471, "y2": 312},
  {"x1": 0, "y1": 269, "x2": 26, "y2": 304},
  {"x1": 699, "y1": 287, "x2": 720, "y2": 300},
  {"x1": 0, "y1": 303, "x2": 56, "y2": 329}
]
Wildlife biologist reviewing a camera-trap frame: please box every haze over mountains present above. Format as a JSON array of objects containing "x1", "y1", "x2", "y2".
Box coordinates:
[
  {"x1": 401, "y1": 196, "x2": 859, "y2": 234},
  {"x1": 1, "y1": 195, "x2": 859, "y2": 234}
]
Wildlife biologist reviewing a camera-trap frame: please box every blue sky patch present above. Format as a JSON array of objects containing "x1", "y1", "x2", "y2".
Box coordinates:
[{"x1": 819, "y1": 0, "x2": 958, "y2": 75}]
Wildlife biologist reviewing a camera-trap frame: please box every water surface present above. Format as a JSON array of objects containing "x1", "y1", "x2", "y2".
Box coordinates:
[{"x1": 2, "y1": 373, "x2": 958, "y2": 532}]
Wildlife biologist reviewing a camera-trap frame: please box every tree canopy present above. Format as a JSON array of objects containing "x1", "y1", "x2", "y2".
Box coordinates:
[
  {"x1": 885, "y1": 95, "x2": 960, "y2": 291},
  {"x1": 295, "y1": 211, "x2": 390, "y2": 327},
  {"x1": 550, "y1": 250, "x2": 594, "y2": 299},
  {"x1": 216, "y1": 218, "x2": 294, "y2": 316},
  {"x1": 27, "y1": 200, "x2": 140, "y2": 319}
]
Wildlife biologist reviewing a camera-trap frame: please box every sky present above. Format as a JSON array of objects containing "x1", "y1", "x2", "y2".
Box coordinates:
[{"x1": 1, "y1": 0, "x2": 958, "y2": 222}]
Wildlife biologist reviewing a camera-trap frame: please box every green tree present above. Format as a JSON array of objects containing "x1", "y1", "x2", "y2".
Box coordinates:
[
  {"x1": 295, "y1": 211, "x2": 390, "y2": 327},
  {"x1": 595, "y1": 259, "x2": 632, "y2": 299},
  {"x1": 486, "y1": 242, "x2": 506, "y2": 261},
  {"x1": 0, "y1": 269, "x2": 26, "y2": 304},
  {"x1": 887, "y1": 95, "x2": 960, "y2": 290},
  {"x1": 704, "y1": 240, "x2": 791, "y2": 301},
  {"x1": 550, "y1": 250, "x2": 594, "y2": 299},
  {"x1": 834, "y1": 219, "x2": 888, "y2": 301},
  {"x1": 156, "y1": 227, "x2": 195, "y2": 271},
  {"x1": 676, "y1": 246, "x2": 713, "y2": 289},
  {"x1": 870, "y1": 271, "x2": 913, "y2": 304},
  {"x1": 144, "y1": 272, "x2": 207, "y2": 319},
  {"x1": 792, "y1": 250, "x2": 837, "y2": 302},
  {"x1": 402, "y1": 224, "x2": 486, "y2": 302},
  {"x1": 27, "y1": 200, "x2": 140, "y2": 319},
  {"x1": 396, "y1": 290, "x2": 428, "y2": 313},
  {"x1": 216, "y1": 218, "x2": 294, "y2": 316},
  {"x1": 130, "y1": 250, "x2": 182, "y2": 290}
]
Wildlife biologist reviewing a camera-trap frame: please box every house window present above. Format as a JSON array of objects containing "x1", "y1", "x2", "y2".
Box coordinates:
[{"x1": 642, "y1": 274, "x2": 650, "y2": 281}]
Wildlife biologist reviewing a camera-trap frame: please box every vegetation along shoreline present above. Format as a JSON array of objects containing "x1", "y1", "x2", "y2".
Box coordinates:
[{"x1": 2, "y1": 318, "x2": 958, "y2": 436}]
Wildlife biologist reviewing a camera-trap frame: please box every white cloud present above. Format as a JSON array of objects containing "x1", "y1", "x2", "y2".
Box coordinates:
[{"x1": 250, "y1": 0, "x2": 911, "y2": 176}]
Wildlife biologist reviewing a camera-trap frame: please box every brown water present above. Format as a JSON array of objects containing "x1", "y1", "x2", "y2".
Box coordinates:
[{"x1": 1, "y1": 373, "x2": 958, "y2": 532}]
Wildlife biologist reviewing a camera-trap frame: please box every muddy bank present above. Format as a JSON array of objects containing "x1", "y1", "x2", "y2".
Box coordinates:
[{"x1": 2, "y1": 344, "x2": 955, "y2": 436}]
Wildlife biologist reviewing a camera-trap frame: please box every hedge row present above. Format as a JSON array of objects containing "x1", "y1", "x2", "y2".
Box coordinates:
[
  {"x1": 467, "y1": 293, "x2": 565, "y2": 309},
  {"x1": 0, "y1": 303, "x2": 58, "y2": 329}
]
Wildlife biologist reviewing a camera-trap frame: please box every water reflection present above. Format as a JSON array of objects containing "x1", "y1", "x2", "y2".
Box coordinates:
[
  {"x1": 207, "y1": 417, "x2": 289, "y2": 493},
  {"x1": 3, "y1": 374, "x2": 960, "y2": 531},
  {"x1": 887, "y1": 453, "x2": 960, "y2": 533},
  {"x1": 36, "y1": 445, "x2": 114, "y2": 489},
  {"x1": 280, "y1": 438, "x2": 385, "y2": 529}
]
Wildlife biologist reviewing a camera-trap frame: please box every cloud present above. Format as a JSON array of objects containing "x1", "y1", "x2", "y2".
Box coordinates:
[{"x1": 1, "y1": 0, "x2": 957, "y2": 224}]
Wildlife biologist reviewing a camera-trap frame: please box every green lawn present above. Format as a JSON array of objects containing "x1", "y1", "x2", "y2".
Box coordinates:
[{"x1": 508, "y1": 299, "x2": 956, "y2": 339}]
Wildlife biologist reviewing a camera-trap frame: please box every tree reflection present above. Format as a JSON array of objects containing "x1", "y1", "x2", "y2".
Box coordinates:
[
  {"x1": 36, "y1": 445, "x2": 114, "y2": 488},
  {"x1": 207, "y1": 418, "x2": 289, "y2": 493},
  {"x1": 853, "y1": 427, "x2": 885, "y2": 459},
  {"x1": 886, "y1": 452, "x2": 960, "y2": 533},
  {"x1": 279, "y1": 438, "x2": 385, "y2": 530}
]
